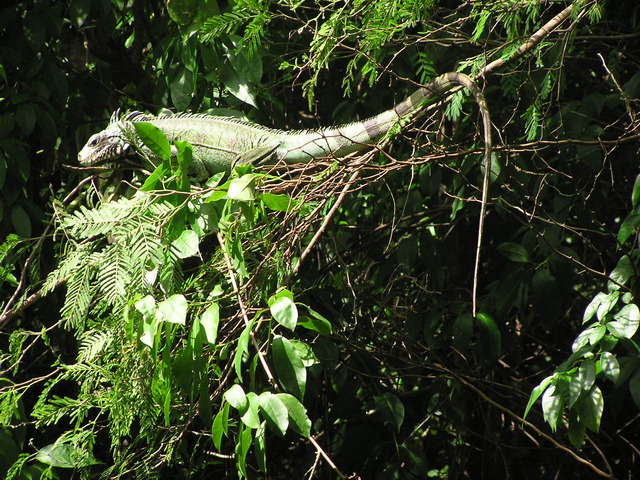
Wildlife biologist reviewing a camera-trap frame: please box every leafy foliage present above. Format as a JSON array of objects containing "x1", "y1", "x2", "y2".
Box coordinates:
[{"x1": 1, "y1": 0, "x2": 640, "y2": 479}]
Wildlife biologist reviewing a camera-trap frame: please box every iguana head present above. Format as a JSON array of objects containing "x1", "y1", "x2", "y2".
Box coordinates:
[
  {"x1": 77, "y1": 123, "x2": 130, "y2": 166},
  {"x1": 78, "y1": 111, "x2": 144, "y2": 166}
]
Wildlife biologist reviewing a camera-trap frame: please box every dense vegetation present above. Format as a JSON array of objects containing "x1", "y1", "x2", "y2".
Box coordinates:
[{"x1": 1, "y1": 0, "x2": 639, "y2": 478}]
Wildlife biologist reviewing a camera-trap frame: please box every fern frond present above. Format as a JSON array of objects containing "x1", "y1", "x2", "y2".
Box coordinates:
[{"x1": 78, "y1": 329, "x2": 114, "y2": 363}]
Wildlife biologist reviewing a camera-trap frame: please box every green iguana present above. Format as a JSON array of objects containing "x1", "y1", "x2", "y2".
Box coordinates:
[{"x1": 78, "y1": 72, "x2": 492, "y2": 179}]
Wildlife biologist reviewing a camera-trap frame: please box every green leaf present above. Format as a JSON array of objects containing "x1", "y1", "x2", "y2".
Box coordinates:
[
  {"x1": 567, "y1": 413, "x2": 587, "y2": 450},
  {"x1": 289, "y1": 339, "x2": 318, "y2": 368},
  {"x1": 584, "y1": 292, "x2": 606, "y2": 324},
  {"x1": 170, "y1": 67, "x2": 194, "y2": 111},
  {"x1": 10, "y1": 205, "x2": 31, "y2": 238},
  {"x1": 212, "y1": 403, "x2": 230, "y2": 451},
  {"x1": 617, "y1": 213, "x2": 640, "y2": 245},
  {"x1": 254, "y1": 422, "x2": 267, "y2": 473},
  {"x1": 588, "y1": 325, "x2": 606, "y2": 345},
  {"x1": 578, "y1": 358, "x2": 596, "y2": 392},
  {"x1": 523, "y1": 375, "x2": 556, "y2": 418},
  {"x1": 566, "y1": 374, "x2": 582, "y2": 408},
  {"x1": 541, "y1": 384, "x2": 563, "y2": 432},
  {"x1": 228, "y1": 174, "x2": 256, "y2": 201},
  {"x1": 263, "y1": 193, "x2": 294, "y2": 212},
  {"x1": 200, "y1": 302, "x2": 220, "y2": 345},
  {"x1": 258, "y1": 392, "x2": 289, "y2": 436},
  {"x1": 611, "y1": 303, "x2": 640, "y2": 338},
  {"x1": 235, "y1": 424, "x2": 252, "y2": 478},
  {"x1": 575, "y1": 386, "x2": 603, "y2": 432},
  {"x1": 157, "y1": 294, "x2": 188, "y2": 324},
  {"x1": 374, "y1": 393, "x2": 405, "y2": 433},
  {"x1": 597, "y1": 292, "x2": 619, "y2": 321},
  {"x1": 36, "y1": 443, "x2": 101, "y2": 468},
  {"x1": 600, "y1": 352, "x2": 620, "y2": 382},
  {"x1": 278, "y1": 393, "x2": 311, "y2": 437},
  {"x1": 496, "y1": 242, "x2": 529, "y2": 263},
  {"x1": 135, "y1": 295, "x2": 156, "y2": 318},
  {"x1": 632, "y1": 174, "x2": 640, "y2": 208},
  {"x1": 240, "y1": 392, "x2": 261, "y2": 429},
  {"x1": 224, "y1": 384, "x2": 247, "y2": 411},
  {"x1": 235, "y1": 320, "x2": 253, "y2": 380},
  {"x1": 272, "y1": 335, "x2": 306, "y2": 400},
  {"x1": 298, "y1": 306, "x2": 332, "y2": 335},
  {"x1": 172, "y1": 230, "x2": 200, "y2": 259},
  {"x1": 268, "y1": 290, "x2": 298, "y2": 330},
  {"x1": 630, "y1": 370, "x2": 640, "y2": 408},
  {"x1": 608, "y1": 255, "x2": 633, "y2": 291},
  {"x1": 475, "y1": 312, "x2": 501, "y2": 361},
  {"x1": 134, "y1": 122, "x2": 172, "y2": 160},
  {"x1": 16, "y1": 103, "x2": 36, "y2": 136}
]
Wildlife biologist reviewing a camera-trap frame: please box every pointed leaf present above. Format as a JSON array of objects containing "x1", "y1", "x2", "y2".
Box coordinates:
[
  {"x1": 575, "y1": 386, "x2": 604, "y2": 432},
  {"x1": 258, "y1": 392, "x2": 289, "y2": 436},
  {"x1": 212, "y1": 403, "x2": 230, "y2": 451},
  {"x1": 272, "y1": 335, "x2": 306, "y2": 400},
  {"x1": 541, "y1": 384, "x2": 563, "y2": 431},
  {"x1": 278, "y1": 393, "x2": 311, "y2": 437},
  {"x1": 374, "y1": 393, "x2": 405, "y2": 433},
  {"x1": 134, "y1": 122, "x2": 172, "y2": 160},
  {"x1": 200, "y1": 302, "x2": 220, "y2": 345},
  {"x1": 228, "y1": 174, "x2": 256, "y2": 201}
]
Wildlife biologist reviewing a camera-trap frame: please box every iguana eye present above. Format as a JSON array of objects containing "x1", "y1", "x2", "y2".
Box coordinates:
[{"x1": 88, "y1": 137, "x2": 99, "y2": 147}]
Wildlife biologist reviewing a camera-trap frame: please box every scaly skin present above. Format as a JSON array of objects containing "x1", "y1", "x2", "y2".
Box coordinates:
[{"x1": 78, "y1": 72, "x2": 491, "y2": 179}]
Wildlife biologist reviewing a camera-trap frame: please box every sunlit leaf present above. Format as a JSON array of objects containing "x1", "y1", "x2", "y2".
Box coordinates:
[
  {"x1": 172, "y1": 230, "x2": 200, "y2": 259},
  {"x1": 575, "y1": 386, "x2": 603, "y2": 432},
  {"x1": 200, "y1": 302, "x2": 220, "y2": 345},
  {"x1": 157, "y1": 294, "x2": 188, "y2": 324},
  {"x1": 228, "y1": 174, "x2": 257, "y2": 201},
  {"x1": 212, "y1": 403, "x2": 230, "y2": 451},
  {"x1": 134, "y1": 122, "x2": 172, "y2": 160},
  {"x1": 224, "y1": 384, "x2": 247, "y2": 411},
  {"x1": 240, "y1": 392, "x2": 261, "y2": 429},
  {"x1": 278, "y1": 393, "x2": 311, "y2": 437},
  {"x1": 268, "y1": 290, "x2": 298, "y2": 330},
  {"x1": 258, "y1": 392, "x2": 289, "y2": 436},
  {"x1": 541, "y1": 384, "x2": 563, "y2": 432},
  {"x1": 612, "y1": 303, "x2": 640, "y2": 338},
  {"x1": 600, "y1": 352, "x2": 620, "y2": 382},
  {"x1": 36, "y1": 443, "x2": 101, "y2": 468}
]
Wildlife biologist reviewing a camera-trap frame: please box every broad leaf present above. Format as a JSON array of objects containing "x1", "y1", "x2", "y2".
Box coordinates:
[
  {"x1": 134, "y1": 122, "x2": 172, "y2": 160},
  {"x1": 200, "y1": 302, "x2": 220, "y2": 345},
  {"x1": 228, "y1": 174, "x2": 256, "y2": 201},
  {"x1": 575, "y1": 386, "x2": 603, "y2": 432},
  {"x1": 157, "y1": 294, "x2": 188, "y2": 324},
  {"x1": 374, "y1": 393, "x2": 405, "y2": 433},
  {"x1": 224, "y1": 384, "x2": 247, "y2": 411},
  {"x1": 268, "y1": 290, "x2": 298, "y2": 330},
  {"x1": 278, "y1": 393, "x2": 312, "y2": 438},
  {"x1": 172, "y1": 230, "x2": 200, "y2": 259},
  {"x1": 541, "y1": 384, "x2": 563, "y2": 432},
  {"x1": 258, "y1": 392, "x2": 289, "y2": 436},
  {"x1": 272, "y1": 335, "x2": 306, "y2": 400}
]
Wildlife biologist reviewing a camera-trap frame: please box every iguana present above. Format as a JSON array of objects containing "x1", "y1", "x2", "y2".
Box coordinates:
[{"x1": 78, "y1": 72, "x2": 492, "y2": 180}]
